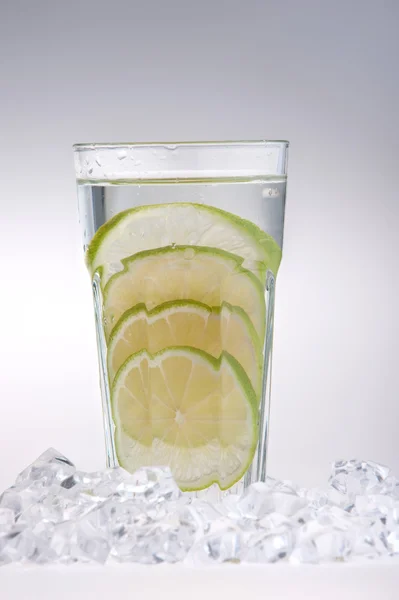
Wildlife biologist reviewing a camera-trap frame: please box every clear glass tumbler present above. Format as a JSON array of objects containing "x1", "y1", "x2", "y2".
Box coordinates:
[{"x1": 74, "y1": 141, "x2": 288, "y2": 494}]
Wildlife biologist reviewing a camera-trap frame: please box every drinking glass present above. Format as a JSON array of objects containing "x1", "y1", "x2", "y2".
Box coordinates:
[{"x1": 74, "y1": 140, "x2": 288, "y2": 494}]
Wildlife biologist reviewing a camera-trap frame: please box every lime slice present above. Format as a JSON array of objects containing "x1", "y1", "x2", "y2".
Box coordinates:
[
  {"x1": 103, "y1": 246, "x2": 265, "y2": 338},
  {"x1": 112, "y1": 347, "x2": 258, "y2": 491},
  {"x1": 87, "y1": 203, "x2": 281, "y2": 285},
  {"x1": 107, "y1": 300, "x2": 262, "y2": 394}
]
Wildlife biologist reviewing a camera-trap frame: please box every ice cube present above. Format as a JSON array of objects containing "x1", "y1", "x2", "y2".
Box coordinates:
[
  {"x1": 380, "y1": 476, "x2": 399, "y2": 498},
  {"x1": 315, "y1": 529, "x2": 352, "y2": 561},
  {"x1": 270, "y1": 492, "x2": 307, "y2": 517},
  {"x1": 354, "y1": 494, "x2": 395, "y2": 518},
  {"x1": 48, "y1": 521, "x2": 76, "y2": 564},
  {"x1": 305, "y1": 488, "x2": 330, "y2": 510},
  {"x1": 289, "y1": 539, "x2": 319, "y2": 564},
  {"x1": 16, "y1": 448, "x2": 75, "y2": 487},
  {"x1": 72, "y1": 509, "x2": 111, "y2": 564},
  {"x1": 351, "y1": 529, "x2": 386, "y2": 559},
  {"x1": 0, "y1": 508, "x2": 15, "y2": 534},
  {"x1": 62, "y1": 468, "x2": 128, "y2": 499},
  {"x1": 245, "y1": 527, "x2": 293, "y2": 563},
  {"x1": 112, "y1": 507, "x2": 197, "y2": 564},
  {"x1": 190, "y1": 528, "x2": 242, "y2": 564},
  {"x1": 186, "y1": 501, "x2": 224, "y2": 534},
  {"x1": 236, "y1": 482, "x2": 274, "y2": 520},
  {"x1": 116, "y1": 466, "x2": 180, "y2": 504},
  {"x1": 0, "y1": 527, "x2": 36, "y2": 564},
  {"x1": 385, "y1": 530, "x2": 399, "y2": 554},
  {"x1": 0, "y1": 481, "x2": 47, "y2": 520},
  {"x1": 329, "y1": 459, "x2": 390, "y2": 498}
]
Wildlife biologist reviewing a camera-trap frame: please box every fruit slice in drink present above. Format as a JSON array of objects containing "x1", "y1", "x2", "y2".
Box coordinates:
[
  {"x1": 107, "y1": 300, "x2": 262, "y2": 394},
  {"x1": 103, "y1": 245, "x2": 265, "y2": 339},
  {"x1": 112, "y1": 347, "x2": 258, "y2": 491},
  {"x1": 87, "y1": 203, "x2": 281, "y2": 285}
]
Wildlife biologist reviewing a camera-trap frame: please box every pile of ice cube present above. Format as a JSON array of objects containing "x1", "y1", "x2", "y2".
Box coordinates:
[{"x1": 0, "y1": 449, "x2": 398, "y2": 565}]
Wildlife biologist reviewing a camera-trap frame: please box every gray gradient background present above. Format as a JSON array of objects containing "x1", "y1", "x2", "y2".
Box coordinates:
[{"x1": 0, "y1": 0, "x2": 398, "y2": 492}]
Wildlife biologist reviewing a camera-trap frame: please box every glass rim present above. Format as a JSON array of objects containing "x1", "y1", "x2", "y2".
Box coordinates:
[
  {"x1": 73, "y1": 139, "x2": 289, "y2": 151},
  {"x1": 74, "y1": 140, "x2": 289, "y2": 180}
]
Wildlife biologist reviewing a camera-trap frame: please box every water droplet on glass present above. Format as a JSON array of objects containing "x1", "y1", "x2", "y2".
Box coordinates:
[
  {"x1": 165, "y1": 144, "x2": 177, "y2": 151},
  {"x1": 117, "y1": 150, "x2": 127, "y2": 160}
]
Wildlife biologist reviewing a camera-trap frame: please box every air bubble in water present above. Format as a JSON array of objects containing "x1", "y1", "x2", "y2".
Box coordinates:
[
  {"x1": 262, "y1": 188, "x2": 279, "y2": 198},
  {"x1": 183, "y1": 247, "x2": 195, "y2": 260}
]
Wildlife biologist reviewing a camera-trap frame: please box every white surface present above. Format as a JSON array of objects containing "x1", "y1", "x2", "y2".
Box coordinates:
[{"x1": 1, "y1": 562, "x2": 399, "y2": 600}]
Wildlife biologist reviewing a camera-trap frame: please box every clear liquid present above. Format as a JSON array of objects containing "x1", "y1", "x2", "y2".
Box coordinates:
[
  {"x1": 78, "y1": 177, "x2": 286, "y2": 253},
  {"x1": 78, "y1": 177, "x2": 286, "y2": 496}
]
